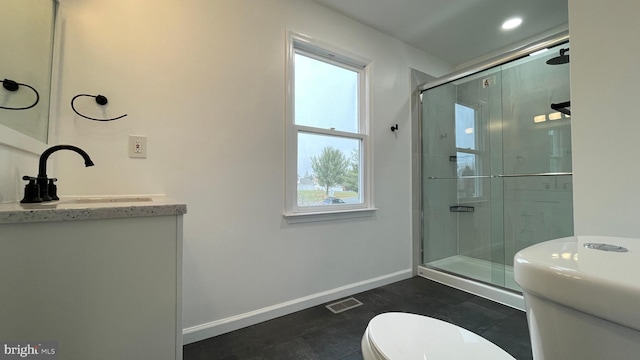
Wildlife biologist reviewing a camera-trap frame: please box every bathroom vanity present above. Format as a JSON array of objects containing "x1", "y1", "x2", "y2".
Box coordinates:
[{"x1": 0, "y1": 196, "x2": 186, "y2": 360}]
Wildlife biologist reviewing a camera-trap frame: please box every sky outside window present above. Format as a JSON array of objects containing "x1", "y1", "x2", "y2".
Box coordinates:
[
  {"x1": 455, "y1": 103, "x2": 476, "y2": 150},
  {"x1": 294, "y1": 53, "x2": 358, "y2": 133},
  {"x1": 294, "y1": 53, "x2": 360, "y2": 176}
]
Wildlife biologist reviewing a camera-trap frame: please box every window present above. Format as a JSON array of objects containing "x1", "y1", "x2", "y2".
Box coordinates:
[
  {"x1": 285, "y1": 32, "x2": 371, "y2": 217},
  {"x1": 455, "y1": 103, "x2": 482, "y2": 199}
]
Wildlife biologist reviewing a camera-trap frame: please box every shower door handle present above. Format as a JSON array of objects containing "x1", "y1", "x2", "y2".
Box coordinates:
[
  {"x1": 427, "y1": 173, "x2": 572, "y2": 179},
  {"x1": 497, "y1": 172, "x2": 573, "y2": 178}
]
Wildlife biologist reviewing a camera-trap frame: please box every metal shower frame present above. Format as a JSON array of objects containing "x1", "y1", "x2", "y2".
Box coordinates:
[{"x1": 417, "y1": 30, "x2": 569, "y2": 93}]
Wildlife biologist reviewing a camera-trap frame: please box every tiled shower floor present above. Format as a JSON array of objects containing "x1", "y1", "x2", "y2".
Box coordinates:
[{"x1": 183, "y1": 276, "x2": 532, "y2": 359}]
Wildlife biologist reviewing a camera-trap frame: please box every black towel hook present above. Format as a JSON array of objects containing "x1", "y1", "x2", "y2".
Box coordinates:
[
  {"x1": 0, "y1": 78, "x2": 40, "y2": 110},
  {"x1": 71, "y1": 93, "x2": 128, "y2": 121}
]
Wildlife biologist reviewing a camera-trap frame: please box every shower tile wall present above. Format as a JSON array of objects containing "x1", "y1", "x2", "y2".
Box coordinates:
[{"x1": 503, "y1": 177, "x2": 573, "y2": 261}]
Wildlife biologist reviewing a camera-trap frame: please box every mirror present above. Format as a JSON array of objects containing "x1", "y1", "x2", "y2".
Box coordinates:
[{"x1": 0, "y1": 0, "x2": 56, "y2": 147}]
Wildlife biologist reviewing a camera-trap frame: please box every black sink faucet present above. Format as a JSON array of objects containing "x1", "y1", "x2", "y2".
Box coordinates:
[
  {"x1": 21, "y1": 145, "x2": 95, "y2": 203},
  {"x1": 37, "y1": 145, "x2": 95, "y2": 201}
]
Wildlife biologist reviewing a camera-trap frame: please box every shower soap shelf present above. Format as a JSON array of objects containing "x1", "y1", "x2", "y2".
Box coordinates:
[{"x1": 450, "y1": 206, "x2": 474, "y2": 213}]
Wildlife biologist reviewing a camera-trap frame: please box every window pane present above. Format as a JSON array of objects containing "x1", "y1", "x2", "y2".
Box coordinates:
[
  {"x1": 294, "y1": 53, "x2": 358, "y2": 133},
  {"x1": 457, "y1": 152, "x2": 480, "y2": 198},
  {"x1": 455, "y1": 103, "x2": 476, "y2": 150},
  {"x1": 297, "y1": 132, "x2": 361, "y2": 206}
]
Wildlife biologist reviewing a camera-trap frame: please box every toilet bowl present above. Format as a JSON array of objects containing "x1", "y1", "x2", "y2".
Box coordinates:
[
  {"x1": 514, "y1": 236, "x2": 640, "y2": 360},
  {"x1": 361, "y1": 312, "x2": 515, "y2": 360}
]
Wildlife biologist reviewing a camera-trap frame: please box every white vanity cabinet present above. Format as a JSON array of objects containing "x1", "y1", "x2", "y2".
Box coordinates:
[{"x1": 0, "y1": 198, "x2": 186, "y2": 360}]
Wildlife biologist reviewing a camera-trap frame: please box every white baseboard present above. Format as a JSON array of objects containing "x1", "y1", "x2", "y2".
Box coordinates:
[{"x1": 182, "y1": 269, "x2": 412, "y2": 344}]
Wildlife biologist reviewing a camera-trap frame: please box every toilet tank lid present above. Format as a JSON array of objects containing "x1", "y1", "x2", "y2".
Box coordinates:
[{"x1": 514, "y1": 236, "x2": 640, "y2": 331}]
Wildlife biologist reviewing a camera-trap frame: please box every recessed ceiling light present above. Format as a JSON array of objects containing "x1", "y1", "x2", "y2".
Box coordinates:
[{"x1": 502, "y1": 17, "x2": 522, "y2": 30}]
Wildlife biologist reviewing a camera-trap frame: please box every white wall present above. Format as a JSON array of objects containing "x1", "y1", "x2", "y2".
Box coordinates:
[
  {"x1": 569, "y1": 0, "x2": 640, "y2": 237},
  {"x1": 39, "y1": 0, "x2": 452, "y2": 342}
]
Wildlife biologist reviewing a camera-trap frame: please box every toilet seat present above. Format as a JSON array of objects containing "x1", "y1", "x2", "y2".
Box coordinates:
[{"x1": 362, "y1": 312, "x2": 515, "y2": 360}]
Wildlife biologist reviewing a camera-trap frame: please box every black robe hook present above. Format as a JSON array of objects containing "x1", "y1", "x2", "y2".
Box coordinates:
[
  {"x1": 0, "y1": 78, "x2": 40, "y2": 110},
  {"x1": 71, "y1": 94, "x2": 128, "y2": 121}
]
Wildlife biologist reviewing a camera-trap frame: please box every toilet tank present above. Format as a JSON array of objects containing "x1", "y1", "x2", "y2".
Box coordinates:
[{"x1": 514, "y1": 236, "x2": 640, "y2": 360}]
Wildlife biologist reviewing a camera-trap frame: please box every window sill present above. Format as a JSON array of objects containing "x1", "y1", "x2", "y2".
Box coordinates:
[{"x1": 283, "y1": 207, "x2": 378, "y2": 224}]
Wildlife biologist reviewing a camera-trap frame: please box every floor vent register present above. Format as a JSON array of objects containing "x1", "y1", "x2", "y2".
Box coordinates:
[{"x1": 325, "y1": 297, "x2": 363, "y2": 314}]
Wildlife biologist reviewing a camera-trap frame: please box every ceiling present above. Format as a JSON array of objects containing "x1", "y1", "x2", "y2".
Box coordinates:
[{"x1": 311, "y1": 0, "x2": 568, "y2": 66}]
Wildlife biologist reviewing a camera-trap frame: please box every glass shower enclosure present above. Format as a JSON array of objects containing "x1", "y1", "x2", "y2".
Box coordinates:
[{"x1": 420, "y1": 37, "x2": 573, "y2": 292}]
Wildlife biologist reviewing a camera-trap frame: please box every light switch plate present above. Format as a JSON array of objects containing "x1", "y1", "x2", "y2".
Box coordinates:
[{"x1": 129, "y1": 135, "x2": 147, "y2": 158}]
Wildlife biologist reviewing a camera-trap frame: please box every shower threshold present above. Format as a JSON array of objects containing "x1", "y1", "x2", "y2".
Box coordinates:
[{"x1": 419, "y1": 255, "x2": 524, "y2": 310}]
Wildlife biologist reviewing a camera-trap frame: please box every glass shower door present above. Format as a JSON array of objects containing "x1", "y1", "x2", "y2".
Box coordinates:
[
  {"x1": 422, "y1": 67, "x2": 506, "y2": 287},
  {"x1": 421, "y1": 42, "x2": 574, "y2": 292},
  {"x1": 500, "y1": 48, "x2": 574, "y2": 285}
]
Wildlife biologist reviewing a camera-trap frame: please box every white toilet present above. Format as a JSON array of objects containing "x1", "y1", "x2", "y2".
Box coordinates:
[
  {"x1": 361, "y1": 312, "x2": 515, "y2": 359},
  {"x1": 514, "y1": 236, "x2": 640, "y2": 360}
]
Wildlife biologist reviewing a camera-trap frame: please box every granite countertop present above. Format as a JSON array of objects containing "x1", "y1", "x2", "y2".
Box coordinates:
[{"x1": 0, "y1": 196, "x2": 187, "y2": 224}]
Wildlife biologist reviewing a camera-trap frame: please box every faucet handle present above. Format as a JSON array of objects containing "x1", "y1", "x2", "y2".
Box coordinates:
[
  {"x1": 20, "y1": 176, "x2": 43, "y2": 203},
  {"x1": 48, "y1": 178, "x2": 59, "y2": 201}
]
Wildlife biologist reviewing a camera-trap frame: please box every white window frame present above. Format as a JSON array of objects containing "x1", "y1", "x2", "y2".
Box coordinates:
[{"x1": 284, "y1": 31, "x2": 374, "y2": 222}]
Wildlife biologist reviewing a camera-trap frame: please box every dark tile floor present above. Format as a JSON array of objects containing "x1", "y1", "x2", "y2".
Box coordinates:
[{"x1": 183, "y1": 276, "x2": 532, "y2": 360}]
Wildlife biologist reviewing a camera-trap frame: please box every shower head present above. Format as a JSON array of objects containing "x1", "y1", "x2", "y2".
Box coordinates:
[{"x1": 546, "y1": 48, "x2": 570, "y2": 65}]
